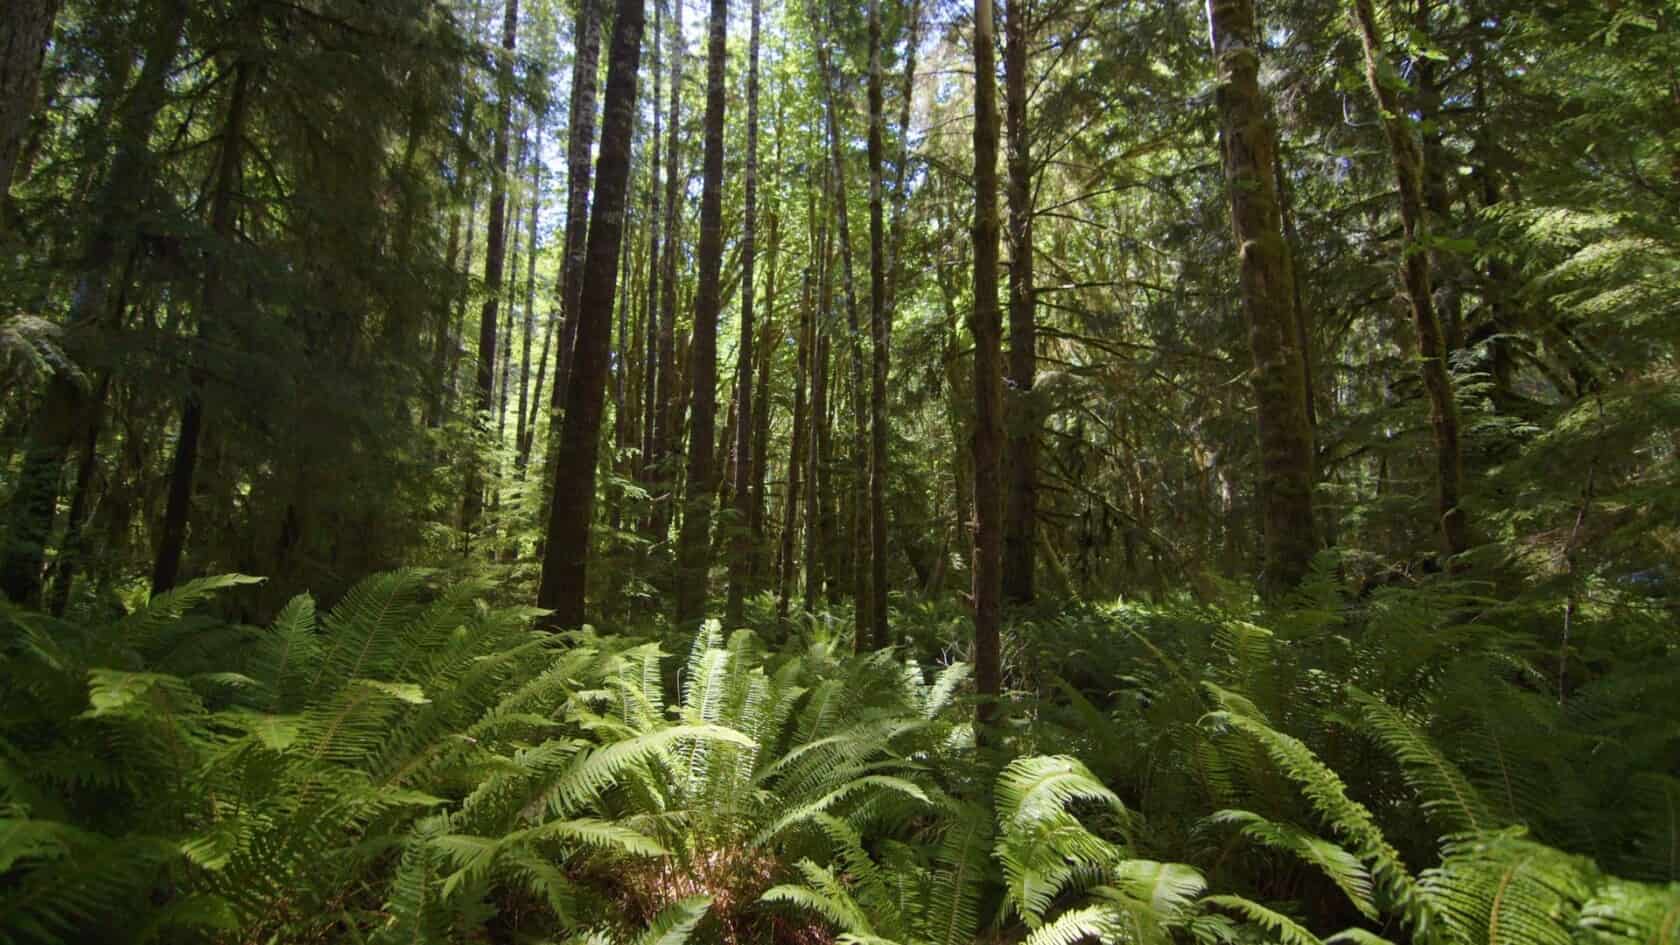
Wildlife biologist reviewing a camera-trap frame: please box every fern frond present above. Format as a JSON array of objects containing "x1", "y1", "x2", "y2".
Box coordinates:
[
  {"x1": 1208, "y1": 810, "x2": 1378, "y2": 920},
  {"x1": 1419, "y1": 830, "x2": 1595, "y2": 945},
  {"x1": 1347, "y1": 686, "x2": 1494, "y2": 834},
  {"x1": 1023, "y1": 904, "x2": 1126, "y2": 945},
  {"x1": 634, "y1": 895, "x2": 713, "y2": 945},
  {"x1": 1202, "y1": 894, "x2": 1324, "y2": 945}
]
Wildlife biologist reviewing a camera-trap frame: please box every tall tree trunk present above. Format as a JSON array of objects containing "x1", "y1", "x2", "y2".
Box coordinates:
[
  {"x1": 1208, "y1": 0, "x2": 1317, "y2": 595},
  {"x1": 447, "y1": 180, "x2": 482, "y2": 421},
  {"x1": 866, "y1": 0, "x2": 892, "y2": 648},
  {"x1": 1413, "y1": 0, "x2": 1464, "y2": 354},
  {"x1": 463, "y1": 0, "x2": 520, "y2": 541},
  {"x1": 1, "y1": 0, "x2": 186, "y2": 604},
  {"x1": 0, "y1": 0, "x2": 61, "y2": 198},
  {"x1": 497, "y1": 186, "x2": 524, "y2": 447},
  {"x1": 972, "y1": 0, "x2": 1005, "y2": 739},
  {"x1": 725, "y1": 0, "x2": 763, "y2": 626},
  {"x1": 777, "y1": 264, "x2": 811, "y2": 622},
  {"x1": 640, "y1": 0, "x2": 665, "y2": 520},
  {"x1": 751, "y1": 118, "x2": 782, "y2": 584},
  {"x1": 652, "y1": 8, "x2": 685, "y2": 540},
  {"x1": 1352, "y1": 0, "x2": 1469, "y2": 559},
  {"x1": 885, "y1": 0, "x2": 921, "y2": 307},
  {"x1": 811, "y1": 0, "x2": 871, "y2": 645},
  {"x1": 515, "y1": 121, "x2": 543, "y2": 474},
  {"x1": 805, "y1": 179, "x2": 832, "y2": 614},
  {"x1": 552, "y1": 0, "x2": 604, "y2": 422},
  {"x1": 537, "y1": 0, "x2": 647, "y2": 629},
  {"x1": 1002, "y1": 0, "x2": 1038, "y2": 605},
  {"x1": 673, "y1": 0, "x2": 729, "y2": 629},
  {"x1": 154, "y1": 54, "x2": 254, "y2": 594},
  {"x1": 520, "y1": 306, "x2": 556, "y2": 475}
]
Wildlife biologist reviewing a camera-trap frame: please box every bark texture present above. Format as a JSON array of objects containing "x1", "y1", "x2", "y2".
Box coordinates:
[
  {"x1": 1003, "y1": 0, "x2": 1039, "y2": 604},
  {"x1": 866, "y1": 0, "x2": 891, "y2": 648},
  {"x1": 972, "y1": 0, "x2": 1005, "y2": 738},
  {"x1": 1208, "y1": 0, "x2": 1318, "y2": 595},
  {"x1": 537, "y1": 0, "x2": 646, "y2": 629},
  {"x1": 463, "y1": 0, "x2": 520, "y2": 539},
  {"x1": 674, "y1": 0, "x2": 729, "y2": 629},
  {"x1": 725, "y1": 0, "x2": 762, "y2": 626},
  {"x1": 1353, "y1": 0, "x2": 1469, "y2": 559},
  {"x1": 0, "y1": 0, "x2": 61, "y2": 197}
]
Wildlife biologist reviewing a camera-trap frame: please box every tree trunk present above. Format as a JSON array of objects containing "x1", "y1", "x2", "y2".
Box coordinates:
[
  {"x1": 866, "y1": 0, "x2": 892, "y2": 648},
  {"x1": 972, "y1": 0, "x2": 1005, "y2": 739},
  {"x1": 811, "y1": 0, "x2": 871, "y2": 646},
  {"x1": 640, "y1": 0, "x2": 665, "y2": 521},
  {"x1": 0, "y1": 0, "x2": 61, "y2": 197},
  {"x1": 652, "y1": 8, "x2": 685, "y2": 540},
  {"x1": 885, "y1": 0, "x2": 921, "y2": 309},
  {"x1": 674, "y1": 0, "x2": 729, "y2": 629},
  {"x1": 778, "y1": 264, "x2": 811, "y2": 622},
  {"x1": 804, "y1": 180, "x2": 830, "y2": 615},
  {"x1": 1352, "y1": 0, "x2": 1469, "y2": 559},
  {"x1": 552, "y1": 0, "x2": 604, "y2": 424},
  {"x1": 515, "y1": 121, "x2": 543, "y2": 474},
  {"x1": 1208, "y1": 0, "x2": 1317, "y2": 595},
  {"x1": 154, "y1": 54, "x2": 254, "y2": 594},
  {"x1": 497, "y1": 184, "x2": 523, "y2": 447},
  {"x1": 463, "y1": 0, "x2": 520, "y2": 541},
  {"x1": 725, "y1": 0, "x2": 762, "y2": 626},
  {"x1": 1003, "y1": 0, "x2": 1038, "y2": 605},
  {"x1": 536, "y1": 0, "x2": 646, "y2": 629},
  {"x1": 521, "y1": 305, "x2": 556, "y2": 475},
  {"x1": 1415, "y1": 0, "x2": 1463, "y2": 353},
  {"x1": 751, "y1": 125, "x2": 782, "y2": 583}
]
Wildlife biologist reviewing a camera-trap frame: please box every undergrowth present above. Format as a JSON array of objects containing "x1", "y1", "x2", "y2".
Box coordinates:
[{"x1": 2, "y1": 560, "x2": 1677, "y2": 944}]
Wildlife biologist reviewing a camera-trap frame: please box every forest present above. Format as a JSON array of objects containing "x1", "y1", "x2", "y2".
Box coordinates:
[{"x1": 2, "y1": 0, "x2": 1679, "y2": 941}]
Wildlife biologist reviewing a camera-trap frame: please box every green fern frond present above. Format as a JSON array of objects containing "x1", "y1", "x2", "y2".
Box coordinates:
[
  {"x1": 1577, "y1": 878, "x2": 1680, "y2": 944},
  {"x1": 544, "y1": 724, "x2": 753, "y2": 816},
  {"x1": 1023, "y1": 904, "x2": 1126, "y2": 945},
  {"x1": 1202, "y1": 894, "x2": 1324, "y2": 945},
  {"x1": 1201, "y1": 707, "x2": 1419, "y2": 917},
  {"x1": 1347, "y1": 686, "x2": 1494, "y2": 834},
  {"x1": 1419, "y1": 830, "x2": 1595, "y2": 945},
  {"x1": 1208, "y1": 810, "x2": 1378, "y2": 920},
  {"x1": 633, "y1": 895, "x2": 713, "y2": 945}
]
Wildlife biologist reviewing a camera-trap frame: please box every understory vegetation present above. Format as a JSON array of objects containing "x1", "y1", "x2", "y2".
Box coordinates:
[{"x1": 5, "y1": 565, "x2": 1678, "y2": 943}]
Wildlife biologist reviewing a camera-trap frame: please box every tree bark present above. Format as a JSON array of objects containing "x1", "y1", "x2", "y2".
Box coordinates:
[
  {"x1": 811, "y1": 0, "x2": 871, "y2": 646},
  {"x1": 520, "y1": 305, "x2": 556, "y2": 475},
  {"x1": 866, "y1": 0, "x2": 892, "y2": 648},
  {"x1": 552, "y1": 0, "x2": 604, "y2": 424},
  {"x1": 972, "y1": 0, "x2": 1005, "y2": 739},
  {"x1": 1002, "y1": 0, "x2": 1038, "y2": 605},
  {"x1": 651, "y1": 8, "x2": 685, "y2": 540},
  {"x1": 674, "y1": 0, "x2": 729, "y2": 629},
  {"x1": 1208, "y1": 0, "x2": 1317, "y2": 595},
  {"x1": 778, "y1": 263, "x2": 811, "y2": 622},
  {"x1": 537, "y1": 0, "x2": 647, "y2": 629},
  {"x1": 1352, "y1": 0, "x2": 1469, "y2": 559},
  {"x1": 0, "y1": 0, "x2": 61, "y2": 198},
  {"x1": 463, "y1": 0, "x2": 520, "y2": 541},
  {"x1": 725, "y1": 0, "x2": 763, "y2": 626},
  {"x1": 751, "y1": 123, "x2": 782, "y2": 583},
  {"x1": 515, "y1": 121, "x2": 543, "y2": 474},
  {"x1": 640, "y1": 0, "x2": 665, "y2": 519},
  {"x1": 806, "y1": 178, "x2": 832, "y2": 614}
]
